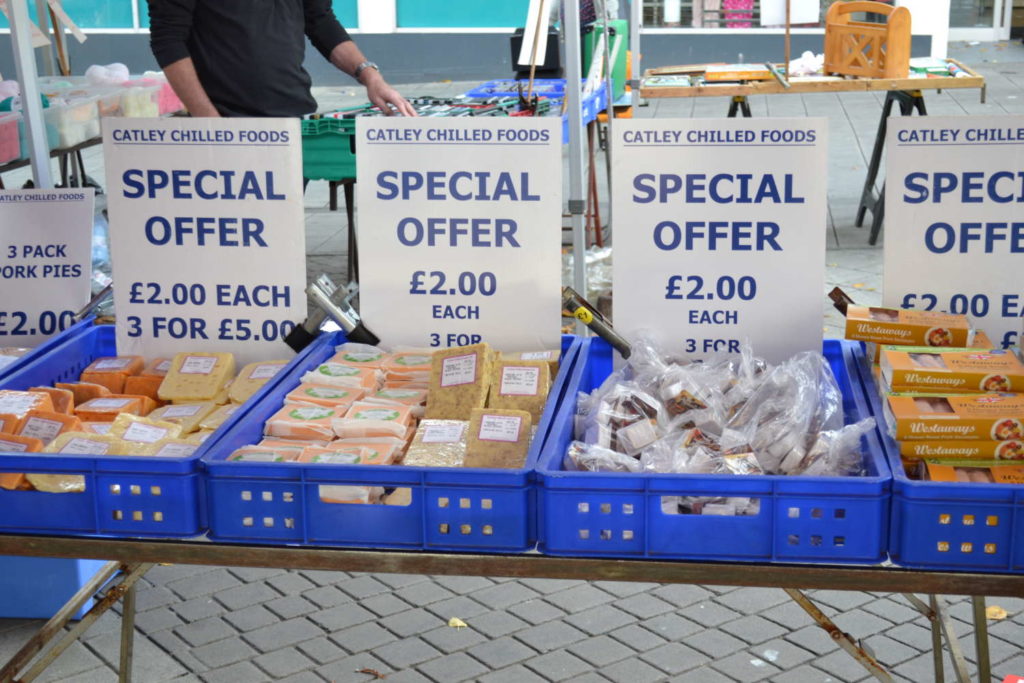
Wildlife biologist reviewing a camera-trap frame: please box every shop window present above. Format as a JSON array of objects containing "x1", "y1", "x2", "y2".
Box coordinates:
[{"x1": 397, "y1": 0, "x2": 530, "y2": 28}]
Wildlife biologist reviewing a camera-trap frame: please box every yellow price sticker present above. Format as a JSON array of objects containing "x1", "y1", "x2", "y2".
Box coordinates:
[{"x1": 574, "y1": 308, "x2": 594, "y2": 324}]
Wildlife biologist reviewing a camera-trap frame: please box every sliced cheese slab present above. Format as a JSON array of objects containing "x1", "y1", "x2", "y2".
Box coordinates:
[
  {"x1": 149, "y1": 439, "x2": 199, "y2": 458},
  {"x1": 0, "y1": 413, "x2": 23, "y2": 434},
  {"x1": 43, "y1": 432, "x2": 123, "y2": 455},
  {"x1": 141, "y1": 358, "x2": 172, "y2": 378},
  {"x1": 0, "y1": 433, "x2": 44, "y2": 453},
  {"x1": 148, "y1": 402, "x2": 217, "y2": 433},
  {"x1": 17, "y1": 410, "x2": 83, "y2": 445},
  {"x1": 184, "y1": 429, "x2": 216, "y2": 445},
  {"x1": 123, "y1": 375, "x2": 164, "y2": 402},
  {"x1": 404, "y1": 420, "x2": 468, "y2": 468},
  {"x1": 159, "y1": 352, "x2": 236, "y2": 402},
  {"x1": 228, "y1": 360, "x2": 289, "y2": 404},
  {"x1": 80, "y1": 355, "x2": 145, "y2": 393}
]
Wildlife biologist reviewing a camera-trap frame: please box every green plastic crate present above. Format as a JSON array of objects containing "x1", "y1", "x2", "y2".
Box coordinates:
[{"x1": 302, "y1": 117, "x2": 356, "y2": 181}]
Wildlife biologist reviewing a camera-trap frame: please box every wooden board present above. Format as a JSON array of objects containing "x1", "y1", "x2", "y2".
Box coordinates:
[{"x1": 640, "y1": 59, "x2": 984, "y2": 99}]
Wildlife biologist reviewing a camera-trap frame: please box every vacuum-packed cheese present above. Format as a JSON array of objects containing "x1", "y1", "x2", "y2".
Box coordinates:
[
  {"x1": 403, "y1": 420, "x2": 468, "y2": 467},
  {"x1": 159, "y1": 352, "x2": 236, "y2": 402},
  {"x1": 17, "y1": 410, "x2": 82, "y2": 445},
  {"x1": 28, "y1": 386, "x2": 74, "y2": 414},
  {"x1": 108, "y1": 413, "x2": 183, "y2": 445},
  {"x1": 265, "y1": 404, "x2": 339, "y2": 441},
  {"x1": 500, "y1": 349, "x2": 560, "y2": 377},
  {"x1": 331, "y1": 343, "x2": 388, "y2": 368},
  {"x1": 0, "y1": 390, "x2": 54, "y2": 418},
  {"x1": 80, "y1": 356, "x2": 145, "y2": 393},
  {"x1": 199, "y1": 404, "x2": 241, "y2": 431},
  {"x1": 487, "y1": 360, "x2": 551, "y2": 422},
  {"x1": 148, "y1": 402, "x2": 217, "y2": 433},
  {"x1": 333, "y1": 402, "x2": 412, "y2": 439},
  {"x1": 463, "y1": 408, "x2": 532, "y2": 469},
  {"x1": 0, "y1": 413, "x2": 23, "y2": 434},
  {"x1": 123, "y1": 375, "x2": 164, "y2": 401},
  {"x1": 0, "y1": 433, "x2": 44, "y2": 453},
  {"x1": 228, "y1": 360, "x2": 289, "y2": 404},
  {"x1": 75, "y1": 396, "x2": 144, "y2": 422},
  {"x1": 301, "y1": 363, "x2": 378, "y2": 390},
  {"x1": 284, "y1": 383, "x2": 363, "y2": 409},
  {"x1": 425, "y1": 343, "x2": 493, "y2": 420},
  {"x1": 56, "y1": 382, "x2": 110, "y2": 406}
]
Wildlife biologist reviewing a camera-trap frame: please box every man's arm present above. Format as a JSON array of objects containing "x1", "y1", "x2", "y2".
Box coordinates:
[
  {"x1": 148, "y1": 0, "x2": 219, "y2": 117},
  {"x1": 328, "y1": 41, "x2": 416, "y2": 117},
  {"x1": 303, "y1": 0, "x2": 416, "y2": 116}
]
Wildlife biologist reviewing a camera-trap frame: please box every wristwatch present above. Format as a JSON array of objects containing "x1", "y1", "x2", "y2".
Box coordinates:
[{"x1": 354, "y1": 61, "x2": 379, "y2": 80}]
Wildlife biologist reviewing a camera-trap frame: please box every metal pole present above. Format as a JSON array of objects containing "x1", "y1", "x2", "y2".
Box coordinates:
[
  {"x1": 565, "y1": 0, "x2": 588, "y2": 330},
  {"x1": 630, "y1": 0, "x2": 641, "y2": 108},
  {"x1": 599, "y1": 0, "x2": 615, "y2": 240},
  {"x1": 9, "y1": 0, "x2": 53, "y2": 188}
]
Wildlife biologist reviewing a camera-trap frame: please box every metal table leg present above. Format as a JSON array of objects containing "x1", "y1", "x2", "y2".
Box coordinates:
[
  {"x1": 118, "y1": 581, "x2": 137, "y2": 683},
  {"x1": 972, "y1": 596, "x2": 991, "y2": 683},
  {"x1": 727, "y1": 96, "x2": 752, "y2": 118}
]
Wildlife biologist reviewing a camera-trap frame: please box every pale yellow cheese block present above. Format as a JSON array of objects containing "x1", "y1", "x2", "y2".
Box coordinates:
[
  {"x1": 159, "y1": 352, "x2": 235, "y2": 403},
  {"x1": 228, "y1": 360, "x2": 289, "y2": 404}
]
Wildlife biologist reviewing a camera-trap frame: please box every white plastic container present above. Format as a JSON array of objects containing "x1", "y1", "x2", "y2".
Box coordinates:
[
  {"x1": 44, "y1": 96, "x2": 99, "y2": 148},
  {"x1": 0, "y1": 112, "x2": 21, "y2": 163}
]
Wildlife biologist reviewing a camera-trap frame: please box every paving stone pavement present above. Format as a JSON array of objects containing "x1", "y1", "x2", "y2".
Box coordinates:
[{"x1": 2, "y1": 40, "x2": 1024, "y2": 683}]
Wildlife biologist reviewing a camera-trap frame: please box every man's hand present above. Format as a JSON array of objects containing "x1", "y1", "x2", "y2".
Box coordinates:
[{"x1": 362, "y1": 70, "x2": 417, "y2": 117}]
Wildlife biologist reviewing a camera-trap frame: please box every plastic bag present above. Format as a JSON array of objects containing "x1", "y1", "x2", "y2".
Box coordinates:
[
  {"x1": 565, "y1": 441, "x2": 641, "y2": 473},
  {"x1": 793, "y1": 417, "x2": 875, "y2": 477}
]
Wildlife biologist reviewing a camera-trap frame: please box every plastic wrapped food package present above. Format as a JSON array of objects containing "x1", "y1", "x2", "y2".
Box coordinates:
[
  {"x1": 570, "y1": 339, "x2": 870, "y2": 479},
  {"x1": 403, "y1": 420, "x2": 468, "y2": 467}
]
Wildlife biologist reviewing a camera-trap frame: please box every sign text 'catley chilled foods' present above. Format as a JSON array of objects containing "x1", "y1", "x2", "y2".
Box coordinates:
[
  {"x1": 103, "y1": 119, "x2": 307, "y2": 365},
  {"x1": 612, "y1": 119, "x2": 829, "y2": 363},
  {"x1": 356, "y1": 119, "x2": 562, "y2": 351},
  {"x1": 0, "y1": 189, "x2": 94, "y2": 347},
  {"x1": 885, "y1": 116, "x2": 1024, "y2": 350}
]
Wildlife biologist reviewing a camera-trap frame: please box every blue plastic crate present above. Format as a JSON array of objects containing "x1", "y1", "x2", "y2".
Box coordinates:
[
  {"x1": 463, "y1": 79, "x2": 576, "y2": 99},
  {"x1": 536, "y1": 339, "x2": 892, "y2": 563},
  {"x1": 560, "y1": 81, "x2": 607, "y2": 143},
  {"x1": 0, "y1": 316, "x2": 95, "y2": 382},
  {"x1": 0, "y1": 556, "x2": 108, "y2": 619},
  {"x1": 854, "y1": 354, "x2": 1024, "y2": 573},
  {"x1": 0, "y1": 323, "x2": 319, "y2": 538},
  {"x1": 202, "y1": 334, "x2": 582, "y2": 551}
]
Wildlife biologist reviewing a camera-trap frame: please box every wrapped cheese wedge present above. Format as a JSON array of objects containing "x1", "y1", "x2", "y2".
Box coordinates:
[
  {"x1": 284, "y1": 384, "x2": 363, "y2": 409},
  {"x1": 17, "y1": 410, "x2": 83, "y2": 446},
  {"x1": 80, "y1": 356, "x2": 145, "y2": 393},
  {"x1": 28, "y1": 386, "x2": 74, "y2": 414},
  {"x1": 229, "y1": 360, "x2": 289, "y2": 404},
  {"x1": 108, "y1": 414, "x2": 183, "y2": 445},
  {"x1": 159, "y1": 352, "x2": 236, "y2": 402},
  {"x1": 0, "y1": 390, "x2": 55, "y2": 418},
  {"x1": 148, "y1": 402, "x2": 217, "y2": 433}
]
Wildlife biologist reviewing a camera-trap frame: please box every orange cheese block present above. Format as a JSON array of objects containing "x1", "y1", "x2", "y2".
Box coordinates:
[
  {"x1": 0, "y1": 413, "x2": 22, "y2": 434},
  {"x1": 108, "y1": 394, "x2": 157, "y2": 416},
  {"x1": 56, "y1": 382, "x2": 111, "y2": 405},
  {"x1": 140, "y1": 358, "x2": 172, "y2": 378},
  {"x1": 0, "y1": 433, "x2": 43, "y2": 453},
  {"x1": 80, "y1": 356, "x2": 145, "y2": 393},
  {"x1": 16, "y1": 410, "x2": 83, "y2": 445},
  {"x1": 284, "y1": 384, "x2": 364, "y2": 409},
  {"x1": 0, "y1": 390, "x2": 55, "y2": 418},
  {"x1": 75, "y1": 396, "x2": 145, "y2": 422},
  {"x1": 123, "y1": 375, "x2": 165, "y2": 402},
  {"x1": 28, "y1": 386, "x2": 74, "y2": 414},
  {"x1": 264, "y1": 404, "x2": 339, "y2": 441},
  {"x1": 0, "y1": 473, "x2": 29, "y2": 491}
]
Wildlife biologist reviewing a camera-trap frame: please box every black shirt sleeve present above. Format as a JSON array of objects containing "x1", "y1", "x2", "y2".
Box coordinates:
[
  {"x1": 303, "y1": 0, "x2": 352, "y2": 61},
  {"x1": 148, "y1": 0, "x2": 197, "y2": 68}
]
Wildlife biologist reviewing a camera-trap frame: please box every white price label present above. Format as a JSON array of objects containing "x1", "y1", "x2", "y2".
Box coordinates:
[{"x1": 477, "y1": 414, "x2": 523, "y2": 443}]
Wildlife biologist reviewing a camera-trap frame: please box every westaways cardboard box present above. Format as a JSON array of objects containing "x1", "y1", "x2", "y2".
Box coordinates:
[
  {"x1": 845, "y1": 305, "x2": 972, "y2": 348},
  {"x1": 880, "y1": 347, "x2": 1024, "y2": 393},
  {"x1": 884, "y1": 392, "x2": 1024, "y2": 441}
]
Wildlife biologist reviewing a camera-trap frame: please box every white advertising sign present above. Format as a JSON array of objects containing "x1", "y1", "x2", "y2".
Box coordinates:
[
  {"x1": 612, "y1": 118, "x2": 829, "y2": 363},
  {"x1": 885, "y1": 116, "x2": 1024, "y2": 350},
  {"x1": 0, "y1": 188, "x2": 94, "y2": 346},
  {"x1": 103, "y1": 118, "x2": 307, "y2": 365},
  {"x1": 356, "y1": 118, "x2": 562, "y2": 351},
  {"x1": 760, "y1": 0, "x2": 820, "y2": 26}
]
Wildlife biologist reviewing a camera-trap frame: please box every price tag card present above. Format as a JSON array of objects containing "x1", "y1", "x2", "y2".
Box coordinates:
[
  {"x1": 356, "y1": 118, "x2": 562, "y2": 351},
  {"x1": 0, "y1": 189, "x2": 94, "y2": 345},
  {"x1": 885, "y1": 116, "x2": 1024, "y2": 350},
  {"x1": 612, "y1": 119, "x2": 828, "y2": 363},
  {"x1": 103, "y1": 119, "x2": 307, "y2": 364}
]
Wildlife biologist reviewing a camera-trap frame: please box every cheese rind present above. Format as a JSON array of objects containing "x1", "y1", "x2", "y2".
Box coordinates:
[
  {"x1": 159, "y1": 352, "x2": 236, "y2": 402},
  {"x1": 28, "y1": 386, "x2": 75, "y2": 414},
  {"x1": 17, "y1": 410, "x2": 83, "y2": 445}
]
